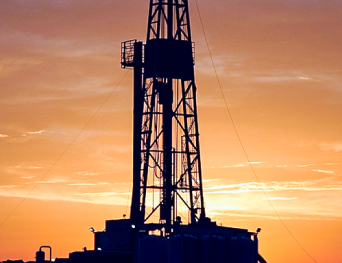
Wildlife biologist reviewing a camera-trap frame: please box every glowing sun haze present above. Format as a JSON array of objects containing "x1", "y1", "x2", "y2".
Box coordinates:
[{"x1": 0, "y1": 1, "x2": 341, "y2": 263}]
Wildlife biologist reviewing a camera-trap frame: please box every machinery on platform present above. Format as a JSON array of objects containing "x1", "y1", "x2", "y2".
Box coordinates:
[{"x1": 3, "y1": 1, "x2": 267, "y2": 263}]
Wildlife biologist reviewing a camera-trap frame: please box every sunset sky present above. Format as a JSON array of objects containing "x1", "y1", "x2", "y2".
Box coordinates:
[{"x1": 1, "y1": 0, "x2": 341, "y2": 262}]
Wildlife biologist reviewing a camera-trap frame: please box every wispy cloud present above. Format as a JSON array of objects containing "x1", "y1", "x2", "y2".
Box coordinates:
[
  {"x1": 320, "y1": 142, "x2": 342, "y2": 152},
  {"x1": 1, "y1": 177, "x2": 341, "y2": 221},
  {"x1": 68, "y1": 183, "x2": 97, "y2": 186},
  {"x1": 15, "y1": 164, "x2": 44, "y2": 169},
  {"x1": 0, "y1": 185, "x2": 17, "y2": 189},
  {"x1": 203, "y1": 179, "x2": 219, "y2": 183},
  {"x1": 1, "y1": 29, "x2": 116, "y2": 60},
  {"x1": 0, "y1": 178, "x2": 131, "y2": 206},
  {"x1": 298, "y1": 164, "x2": 315, "y2": 167},
  {"x1": 0, "y1": 133, "x2": 9, "y2": 138},
  {"x1": 0, "y1": 188, "x2": 130, "y2": 206},
  {"x1": 210, "y1": 162, "x2": 264, "y2": 169},
  {"x1": 209, "y1": 211, "x2": 284, "y2": 220},
  {"x1": 25, "y1": 179, "x2": 66, "y2": 184},
  {"x1": 74, "y1": 171, "x2": 101, "y2": 176},
  {"x1": 68, "y1": 182, "x2": 110, "y2": 186},
  {"x1": 0, "y1": 57, "x2": 43, "y2": 77},
  {"x1": 265, "y1": 197, "x2": 298, "y2": 200},
  {"x1": 195, "y1": 54, "x2": 235, "y2": 76},
  {"x1": 207, "y1": 211, "x2": 335, "y2": 221},
  {"x1": 210, "y1": 163, "x2": 247, "y2": 169},
  {"x1": 22, "y1": 130, "x2": 46, "y2": 136},
  {"x1": 312, "y1": 169, "x2": 334, "y2": 174},
  {"x1": 254, "y1": 76, "x2": 299, "y2": 83},
  {"x1": 203, "y1": 177, "x2": 342, "y2": 220},
  {"x1": 205, "y1": 179, "x2": 342, "y2": 193},
  {"x1": 249, "y1": 70, "x2": 317, "y2": 83},
  {"x1": 75, "y1": 191, "x2": 130, "y2": 197},
  {"x1": 20, "y1": 176, "x2": 36, "y2": 179}
]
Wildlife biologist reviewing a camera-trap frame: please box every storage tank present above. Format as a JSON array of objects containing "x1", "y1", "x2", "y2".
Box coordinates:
[
  {"x1": 35, "y1": 251, "x2": 45, "y2": 262},
  {"x1": 201, "y1": 235, "x2": 227, "y2": 263},
  {"x1": 138, "y1": 235, "x2": 167, "y2": 263},
  {"x1": 168, "y1": 234, "x2": 199, "y2": 263}
]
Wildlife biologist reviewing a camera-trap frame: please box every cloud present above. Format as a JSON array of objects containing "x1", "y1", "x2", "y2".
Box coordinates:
[
  {"x1": 208, "y1": 211, "x2": 338, "y2": 221},
  {"x1": 265, "y1": 197, "x2": 298, "y2": 200},
  {"x1": 1, "y1": 29, "x2": 116, "y2": 59},
  {"x1": 68, "y1": 183, "x2": 97, "y2": 186},
  {"x1": 0, "y1": 188, "x2": 130, "y2": 206},
  {"x1": 195, "y1": 54, "x2": 231, "y2": 76},
  {"x1": 25, "y1": 179, "x2": 66, "y2": 184},
  {"x1": 249, "y1": 70, "x2": 317, "y2": 83},
  {"x1": 27, "y1": 130, "x2": 45, "y2": 135},
  {"x1": 202, "y1": 179, "x2": 219, "y2": 183},
  {"x1": 211, "y1": 162, "x2": 264, "y2": 169},
  {"x1": 0, "y1": 57, "x2": 43, "y2": 77},
  {"x1": 0, "y1": 180, "x2": 132, "y2": 206},
  {"x1": 75, "y1": 191, "x2": 130, "y2": 197},
  {"x1": 205, "y1": 179, "x2": 342, "y2": 194},
  {"x1": 20, "y1": 176, "x2": 36, "y2": 179},
  {"x1": 254, "y1": 76, "x2": 300, "y2": 83},
  {"x1": 208, "y1": 211, "x2": 284, "y2": 220},
  {"x1": 1, "y1": 177, "x2": 341, "y2": 221},
  {"x1": 203, "y1": 178, "x2": 342, "y2": 220},
  {"x1": 74, "y1": 171, "x2": 101, "y2": 176},
  {"x1": 209, "y1": 163, "x2": 338, "y2": 173},
  {"x1": 68, "y1": 182, "x2": 110, "y2": 186},
  {"x1": 98, "y1": 182, "x2": 110, "y2": 185},
  {"x1": 320, "y1": 142, "x2": 342, "y2": 152},
  {"x1": 16, "y1": 164, "x2": 44, "y2": 169},
  {"x1": 312, "y1": 169, "x2": 334, "y2": 174},
  {"x1": 0, "y1": 134, "x2": 9, "y2": 138},
  {"x1": 297, "y1": 164, "x2": 315, "y2": 167},
  {"x1": 22, "y1": 130, "x2": 46, "y2": 136},
  {"x1": 0, "y1": 185, "x2": 17, "y2": 189}
]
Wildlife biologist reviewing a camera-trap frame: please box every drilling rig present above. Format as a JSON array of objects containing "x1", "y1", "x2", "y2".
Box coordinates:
[
  {"x1": 75, "y1": 1, "x2": 266, "y2": 262},
  {"x1": 7, "y1": 1, "x2": 267, "y2": 263},
  {"x1": 127, "y1": 0, "x2": 205, "y2": 229}
]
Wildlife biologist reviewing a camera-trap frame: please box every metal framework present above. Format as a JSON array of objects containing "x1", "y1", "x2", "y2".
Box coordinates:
[{"x1": 122, "y1": 0, "x2": 205, "y2": 229}]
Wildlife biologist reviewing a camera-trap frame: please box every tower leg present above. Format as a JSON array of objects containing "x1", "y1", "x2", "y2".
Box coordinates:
[{"x1": 130, "y1": 41, "x2": 143, "y2": 224}]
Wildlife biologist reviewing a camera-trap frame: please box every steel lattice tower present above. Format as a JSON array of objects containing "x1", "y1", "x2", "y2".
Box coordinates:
[{"x1": 122, "y1": 0, "x2": 206, "y2": 229}]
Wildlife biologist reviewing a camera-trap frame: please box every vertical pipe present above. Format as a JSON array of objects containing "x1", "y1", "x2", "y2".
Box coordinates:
[
  {"x1": 163, "y1": 79, "x2": 173, "y2": 226},
  {"x1": 158, "y1": 0, "x2": 174, "y2": 228},
  {"x1": 167, "y1": 0, "x2": 173, "y2": 39},
  {"x1": 130, "y1": 41, "x2": 143, "y2": 224}
]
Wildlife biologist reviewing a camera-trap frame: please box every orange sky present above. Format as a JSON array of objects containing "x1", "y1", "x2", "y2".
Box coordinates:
[{"x1": 1, "y1": 1, "x2": 341, "y2": 262}]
